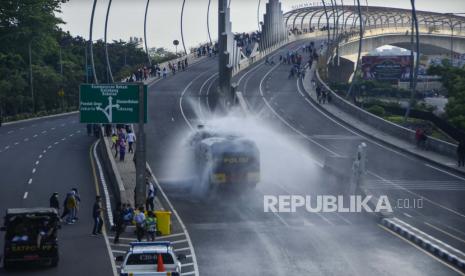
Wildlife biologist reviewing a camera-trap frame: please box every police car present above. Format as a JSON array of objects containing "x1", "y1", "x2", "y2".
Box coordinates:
[{"x1": 116, "y1": 242, "x2": 185, "y2": 276}]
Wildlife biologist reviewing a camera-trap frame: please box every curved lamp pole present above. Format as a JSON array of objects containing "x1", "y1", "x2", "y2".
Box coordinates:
[
  {"x1": 180, "y1": 0, "x2": 188, "y2": 55},
  {"x1": 321, "y1": 0, "x2": 331, "y2": 50},
  {"x1": 346, "y1": 0, "x2": 363, "y2": 98},
  {"x1": 257, "y1": 0, "x2": 262, "y2": 31},
  {"x1": 404, "y1": 0, "x2": 420, "y2": 120},
  {"x1": 104, "y1": 0, "x2": 114, "y2": 82},
  {"x1": 89, "y1": 0, "x2": 98, "y2": 84},
  {"x1": 207, "y1": 0, "x2": 212, "y2": 44},
  {"x1": 144, "y1": 0, "x2": 152, "y2": 65}
]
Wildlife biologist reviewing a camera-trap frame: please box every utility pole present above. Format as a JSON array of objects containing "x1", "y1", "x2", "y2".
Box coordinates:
[
  {"x1": 135, "y1": 83, "x2": 146, "y2": 208},
  {"x1": 29, "y1": 41, "x2": 34, "y2": 114}
]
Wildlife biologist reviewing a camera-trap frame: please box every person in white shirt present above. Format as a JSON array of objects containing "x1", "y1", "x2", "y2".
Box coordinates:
[{"x1": 127, "y1": 130, "x2": 136, "y2": 153}]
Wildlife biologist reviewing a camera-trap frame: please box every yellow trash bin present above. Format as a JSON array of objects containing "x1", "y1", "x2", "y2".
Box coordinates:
[{"x1": 155, "y1": 210, "x2": 171, "y2": 236}]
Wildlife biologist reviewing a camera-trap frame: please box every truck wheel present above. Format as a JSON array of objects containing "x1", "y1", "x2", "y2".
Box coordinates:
[{"x1": 3, "y1": 260, "x2": 13, "y2": 270}]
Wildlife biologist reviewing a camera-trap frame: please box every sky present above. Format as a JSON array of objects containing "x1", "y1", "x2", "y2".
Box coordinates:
[{"x1": 58, "y1": 0, "x2": 465, "y2": 51}]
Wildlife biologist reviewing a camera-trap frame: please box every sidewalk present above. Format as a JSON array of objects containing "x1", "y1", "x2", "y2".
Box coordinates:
[
  {"x1": 104, "y1": 130, "x2": 163, "y2": 209},
  {"x1": 302, "y1": 64, "x2": 465, "y2": 176}
]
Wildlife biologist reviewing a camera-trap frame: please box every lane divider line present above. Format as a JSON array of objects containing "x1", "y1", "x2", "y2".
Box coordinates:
[
  {"x1": 90, "y1": 140, "x2": 118, "y2": 276},
  {"x1": 146, "y1": 164, "x2": 200, "y2": 276}
]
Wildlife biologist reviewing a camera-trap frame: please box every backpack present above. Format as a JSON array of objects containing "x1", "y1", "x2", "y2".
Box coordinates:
[{"x1": 146, "y1": 217, "x2": 157, "y2": 232}]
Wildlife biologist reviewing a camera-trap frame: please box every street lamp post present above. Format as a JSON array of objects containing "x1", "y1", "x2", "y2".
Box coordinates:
[
  {"x1": 105, "y1": 0, "x2": 115, "y2": 82},
  {"x1": 404, "y1": 0, "x2": 420, "y2": 121},
  {"x1": 29, "y1": 41, "x2": 34, "y2": 114},
  {"x1": 89, "y1": 0, "x2": 98, "y2": 84},
  {"x1": 144, "y1": 0, "x2": 152, "y2": 66},
  {"x1": 207, "y1": 0, "x2": 213, "y2": 45}
]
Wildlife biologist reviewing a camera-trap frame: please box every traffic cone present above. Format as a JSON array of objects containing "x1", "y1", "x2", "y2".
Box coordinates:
[{"x1": 157, "y1": 253, "x2": 165, "y2": 272}]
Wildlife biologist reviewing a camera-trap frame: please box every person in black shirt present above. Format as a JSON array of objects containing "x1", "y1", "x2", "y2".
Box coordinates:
[
  {"x1": 49, "y1": 192, "x2": 59, "y2": 212},
  {"x1": 92, "y1": 196, "x2": 103, "y2": 236}
]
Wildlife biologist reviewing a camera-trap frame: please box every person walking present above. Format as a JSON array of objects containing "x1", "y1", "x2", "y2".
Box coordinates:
[
  {"x1": 145, "y1": 177, "x2": 156, "y2": 211},
  {"x1": 92, "y1": 196, "x2": 104, "y2": 236},
  {"x1": 119, "y1": 139, "x2": 126, "y2": 161},
  {"x1": 146, "y1": 212, "x2": 157, "y2": 241},
  {"x1": 134, "y1": 207, "x2": 146, "y2": 242},
  {"x1": 72, "y1": 188, "x2": 81, "y2": 221},
  {"x1": 316, "y1": 86, "x2": 322, "y2": 104},
  {"x1": 49, "y1": 192, "x2": 59, "y2": 212},
  {"x1": 113, "y1": 203, "x2": 125, "y2": 244},
  {"x1": 127, "y1": 130, "x2": 136, "y2": 154},
  {"x1": 63, "y1": 191, "x2": 77, "y2": 224},
  {"x1": 457, "y1": 140, "x2": 465, "y2": 167}
]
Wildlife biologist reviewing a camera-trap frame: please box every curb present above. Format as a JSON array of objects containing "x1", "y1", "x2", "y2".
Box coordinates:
[
  {"x1": 299, "y1": 75, "x2": 465, "y2": 179},
  {"x1": 2, "y1": 111, "x2": 78, "y2": 126},
  {"x1": 381, "y1": 218, "x2": 465, "y2": 272}
]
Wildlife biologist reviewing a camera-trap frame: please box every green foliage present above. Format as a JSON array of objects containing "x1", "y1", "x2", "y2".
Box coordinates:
[
  {"x1": 367, "y1": 105, "x2": 385, "y2": 117},
  {"x1": 331, "y1": 80, "x2": 410, "y2": 98},
  {"x1": 427, "y1": 63, "x2": 465, "y2": 131},
  {"x1": 0, "y1": 1, "x2": 177, "y2": 120}
]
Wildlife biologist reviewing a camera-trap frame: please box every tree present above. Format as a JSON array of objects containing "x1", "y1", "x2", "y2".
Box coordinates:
[{"x1": 428, "y1": 61, "x2": 465, "y2": 131}]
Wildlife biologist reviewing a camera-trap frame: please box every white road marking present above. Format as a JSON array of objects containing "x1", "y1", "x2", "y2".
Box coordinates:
[
  {"x1": 4, "y1": 146, "x2": 9, "y2": 149},
  {"x1": 14, "y1": 142, "x2": 19, "y2": 145},
  {"x1": 111, "y1": 249, "x2": 126, "y2": 254},
  {"x1": 424, "y1": 222, "x2": 465, "y2": 244},
  {"x1": 39, "y1": 154, "x2": 43, "y2": 159},
  {"x1": 159, "y1": 233, "x2": 185, "y2": 239},
  {"x1": 42, "y1": 130, "x2": 47, "y2": 134},
  {"x1": 369, "y1": 171, "x2": 465, "y2": 219},
  {"x1": 48, "y1": 145, "x2": 52, "y2": 149},
  {"x1": 33, "y1": 134, "x2": 38, "y2": 138},
  {"x1": 51, "y1": 127, "x2": 55, "y2": 130},
  {"x1": 32, "y1": 168, "x2": 36, "y2": 174},
  {"x1": 35, "y1": 161, "x2": 39, "y2": 165},
  {"x1": 179, "y1": 71, "x2": 209, "y2": 130},
  {"x1": 62, "y1": 138, "x2": 66, "y2": 141},
  {"x1": 181, "y1": 263, "x2": 194, "y2": 268},
  {"x1": 182, "y1": 271, "x2": 196, "y2": 275},
  {"x1": 28, "y1": 178, "x2": 32, "y2": 185},
  {"x1": 92, "y1": 141, "x2": 118, "y2": 276},
  {"x1": 174, "y1": 247, "x2": 190, "y2": 252},
  {"x1": 403, "y1": 212, "x2": 412, "y2": 218},
  {"x1": 172, "y1": 117, "x2": 175, "y2": 122},
  {"x1": 69, "y1": 134, "x2": 74, "y2": 137},
  {"x1": 7, "y1": 130, "x2": 13, "y2": 134},
  {"x1": 54, "y1": 141, "x2": 59, "y2": 145},
  {"x1": 424, "y1": 163, "x2": 465, "y2": 181},
  {"x1": 258, "y1": 64, "x2": 341, "y2": 158},
  {"x1": 171, "y1": 239, "x2": 188, "y2": 245},
  {"x1": 146, "y1": 165, "x2": 199, "y2": 276},
  {"x1": 24, "y1": 138, "x2": 29, "y2": 142},
  {"x1": 23, "y1": 192, "x2": 28, "y2": 199}
]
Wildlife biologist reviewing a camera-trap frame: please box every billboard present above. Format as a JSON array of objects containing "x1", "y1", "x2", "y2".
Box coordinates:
[{"x1": 361, "y1": 55, "x2": 413, "y2": 81}]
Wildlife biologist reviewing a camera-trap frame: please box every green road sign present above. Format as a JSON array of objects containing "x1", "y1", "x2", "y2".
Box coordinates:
[{"x1": 79, "y1": 84, "x2": 147, "y2": 124}]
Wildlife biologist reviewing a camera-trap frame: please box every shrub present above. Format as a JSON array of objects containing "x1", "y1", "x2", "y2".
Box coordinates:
[{"x1": 367, "y1": 105, "x2": 385, "y2": 117}]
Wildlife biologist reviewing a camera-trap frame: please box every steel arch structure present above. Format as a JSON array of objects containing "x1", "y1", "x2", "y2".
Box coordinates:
[{"x1": 284, "y1": 5, "x2": 465, "y2": 33}]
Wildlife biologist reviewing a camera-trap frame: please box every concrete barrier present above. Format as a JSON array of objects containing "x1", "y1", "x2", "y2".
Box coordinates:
[
  {"x1": 313, "y1": 70, "x2": 458, "y2": 159},
  {"x1": 98, "y1": 130, "x2": 127, "y2": 205}
]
